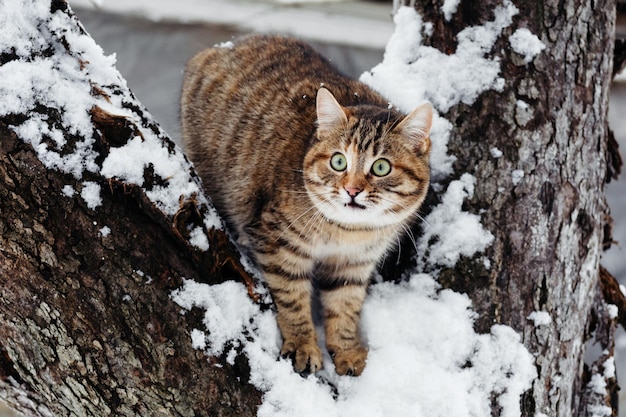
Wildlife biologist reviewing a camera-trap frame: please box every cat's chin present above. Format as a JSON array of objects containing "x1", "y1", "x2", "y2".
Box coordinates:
[{"x1": 316, "y1": 203, "x2": 401, "y2": 229}]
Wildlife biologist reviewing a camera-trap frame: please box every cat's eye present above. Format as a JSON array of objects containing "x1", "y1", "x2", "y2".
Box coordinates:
[
  {"x1": 330, "y1": 153, "x2": 347, "y2": 172},
  {"x1": 371, "y1": 158, "x2": 392, "y2": 177}
]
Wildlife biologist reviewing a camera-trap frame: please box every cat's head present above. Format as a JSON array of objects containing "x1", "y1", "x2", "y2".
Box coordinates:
[{"x1": 303, "y1": 87, "x2": 433, "y2": 229}]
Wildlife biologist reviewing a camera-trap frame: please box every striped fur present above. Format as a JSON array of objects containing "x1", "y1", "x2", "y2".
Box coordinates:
[{"x1": 181, "y1": 35, "x2": 432, "y2": 376}]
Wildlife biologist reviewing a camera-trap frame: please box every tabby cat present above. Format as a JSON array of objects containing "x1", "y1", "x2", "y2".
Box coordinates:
[{"x1": 180, "y1": 35, "x2": 432, "y2": 376}]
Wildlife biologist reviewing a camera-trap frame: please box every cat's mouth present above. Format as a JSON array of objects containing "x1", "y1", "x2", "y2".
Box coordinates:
[{"x1": 345, "y1": 201, "x2": 366, "y2": 210}]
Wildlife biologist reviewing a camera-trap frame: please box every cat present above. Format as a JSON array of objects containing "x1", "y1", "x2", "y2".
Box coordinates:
[{"x1": 180, "y1": 35, "x2": 432, "y2": 376}]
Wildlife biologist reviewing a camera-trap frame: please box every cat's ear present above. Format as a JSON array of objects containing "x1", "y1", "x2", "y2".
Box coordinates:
[
  {"x1": 316, "y1": 87, "x2": 348, "y2": 134},
  {"x1": 395, "y1": 103, "x2": 433, "y2": 154}
]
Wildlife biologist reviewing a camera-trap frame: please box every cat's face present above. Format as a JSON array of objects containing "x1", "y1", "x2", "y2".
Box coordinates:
[{"x1": 303, "y1": 88, "x2": 432, "y2": 229}]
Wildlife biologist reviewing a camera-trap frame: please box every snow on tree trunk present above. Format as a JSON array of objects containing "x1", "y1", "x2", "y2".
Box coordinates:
[{"x1": 370, "y1": 1, "x2": 619, "y2": 416}]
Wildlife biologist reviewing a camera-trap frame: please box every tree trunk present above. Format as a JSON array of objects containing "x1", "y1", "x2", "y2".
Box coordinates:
[
  {"x1": 390, "y1": 0, "x2": 620, "y2": 416},
  {"x1": 0, "y1": 1, "x2": 261, "y2": 415}
]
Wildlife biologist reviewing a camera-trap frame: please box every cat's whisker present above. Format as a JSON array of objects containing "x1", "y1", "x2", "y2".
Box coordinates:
[
  {"x1": 375, "y1": 198, "x2": 420, "y2": 254},
  {"x1": 275, "y1": 203, "x2": 320, "y2": 243},
  {"x1": 299, "y1": 206, "x2": 325, "y2": 240},
  {"x1": 376, "y1": 195, "x2": 431, "y2": 228}
]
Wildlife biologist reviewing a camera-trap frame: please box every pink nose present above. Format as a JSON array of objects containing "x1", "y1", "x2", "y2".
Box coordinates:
[{"x1": 345, "y1": 186, "x2": 362, "y2": 197}]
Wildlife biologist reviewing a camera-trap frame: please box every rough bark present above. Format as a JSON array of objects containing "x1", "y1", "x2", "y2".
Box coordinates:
[
  {"x1": 0, "y1": 1, "x2": 261, "y2": 415},
  {"x1": 390, "y1": 1, "x2": 618, "y2": 416}
]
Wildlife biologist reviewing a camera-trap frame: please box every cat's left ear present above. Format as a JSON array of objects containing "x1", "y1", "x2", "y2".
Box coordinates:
[
  {"x1": 316, "y1": 87, "x2": 348, "y2": 135},
  {"x1": 395, "y1": 103, "x2": 433, "y2": 154}
]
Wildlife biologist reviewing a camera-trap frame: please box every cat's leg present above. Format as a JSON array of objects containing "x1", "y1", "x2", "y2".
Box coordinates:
[
  {"x1": 259, "y1": 249, "x2": 322, "y2": 374},
  {"x1": 320, "y1": 282, "x2": 369, "y2": 376},
  {"x1": 265, "y1": 274, "x2": 322, "y2": 373}
]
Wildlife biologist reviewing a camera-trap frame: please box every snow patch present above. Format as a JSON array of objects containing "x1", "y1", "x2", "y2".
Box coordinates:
[
  {"x1": 0, "y1": 0, "x2": 222, "y2": 255},
  {"x1": 188, "y1": 226, "x2": 210, "y2": 251},
  {"x1": 172, "y1": 274, "x2": 536, "y2": 417},
  {"x1": 171, "y1": 280, "x2": 271, "y2": 358},
  {"x1": 512, "y1": 169, "x2": 525, "y2": 185},
  {"x1": 81, "y1": 181, "x2": 102, "y2": 209},
  {"x1": 215, "y1": 40, "x2": 234, "y2": 49},
  {"x1": 418, "y1": 174, "x2": 495, "y2": 268},
  {"x1": 490, "y1": 147, "x2": 504, "y2": 158},
  {"x1": 441, "y1": 0, "x2": 460, "y2": 21},
  {"x1": 509, "y1": 28, "x2": 545, "y2": 64},
  {"x1": 528, "y1": 311, "x2": 552, "y2": 326},
  {"x1": 61, "y1": 185, "x2": 75, "y2": 197},
  {"x1": 362, "y1": 3, "x2": 518, "y2": 114},
  {"x1": 99, "y1": 226, "x2": 111, "y2": 237}
]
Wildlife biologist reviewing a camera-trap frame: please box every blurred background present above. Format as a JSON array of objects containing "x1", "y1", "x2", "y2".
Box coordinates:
[{"x1": 1, "y1": 0, "x2": 625, "y2": 415}]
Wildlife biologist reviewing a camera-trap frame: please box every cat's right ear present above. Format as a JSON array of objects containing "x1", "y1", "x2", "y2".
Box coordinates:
[
  {"x1": 316, "y1": 87, "x2": 348, "y2": 135},
  {"x1": 395, "y1": 103, "x2": 433, "y2": 155}
]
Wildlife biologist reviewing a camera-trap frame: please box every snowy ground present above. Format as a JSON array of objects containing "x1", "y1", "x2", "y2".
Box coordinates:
[{"x1": 2, "y1": 0, "x2": 625, "y2": 415}]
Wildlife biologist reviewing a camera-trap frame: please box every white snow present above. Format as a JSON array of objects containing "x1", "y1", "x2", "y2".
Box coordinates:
[
  {"x1": 61, "y1": 185, "x2": 76, "y2": 197},
  {"x1": 173, "y1": 274, "x2": 536, "y2": 417},
  {"x1": 81, "y1": 181, "x2": 102, "y2": 209},
  {"x1": 417, "y1": 174, "x2": 494, "y2": 268},
  {"x1": 188, "y1": 226, "x2": 210, "y2": 251},
  {"x1": 528, "y1": 311, "x2": 552, "y2": 326},
  {"x1": 99, "y1": 226, "x2": 111, "y2": 237},
  {"x1": 441, "y1": 0, "x2": 460, "y2": 21},
  {"x1": 604, "y1": 356, "x2": 616, "y2": 379},
  {"x1": 490, "y1": 147, "x2": 504, "y2": 158},
  {"x1": 512, "y1": 169, "x2": 525, "y2": 185},
  {"x1": 362, "y1": 3, "x2": 518, "y2": 114},
  {"x1": 171, "y1": 280, "x2": 270, "y2": 358},
  {"x1": 509, "y1": 28, "x2": 546, "y2": 64},
  {"x1": 1, "y1": 0, "x2": 222, "y2": 244}
]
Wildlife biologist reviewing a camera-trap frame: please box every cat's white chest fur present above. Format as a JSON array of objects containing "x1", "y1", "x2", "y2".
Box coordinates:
[{"x1": 308, "y1": 226, "x2": 395, "y2": 266}]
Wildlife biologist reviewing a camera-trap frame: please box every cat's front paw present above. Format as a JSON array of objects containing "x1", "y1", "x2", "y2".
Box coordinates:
[
  {"x1": 280, "y1": 339, "x2": 323, "y2": 375},
  {"x1": 329, "y1": 345, "x2": 368, "y2": 376}
]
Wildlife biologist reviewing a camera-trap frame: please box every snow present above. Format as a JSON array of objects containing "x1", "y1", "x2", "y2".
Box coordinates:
[
  {"x1": 417, "y1": 174, "x2": 494, "y2": 268},
  {"x1": 512, "y1": 169, "x2": 525, "y2": 185},
  {"x1": 188, "y1": 226, "x2": 210, "y2": 251},
  {"x1": 61, "y1": 185, "x2": 76, "y2": 197},
  {"x1": 80, "y1": 181, "x2": 102, "y2": 209},
  {"x1": 441, "y1": 0, "x2": 460, "y2": 21},
  {"x1": 1, "y1": 0, "x2": 222, "y2": 248},
  {"x1": 490, "y1": 147, "x2": 504, "y2": 158},
  {"x1": 98, "y1": 225, "x2": 111, "y2": 237},
  {"x1": 173, "y1": 274, "x2": 536, "y2": 417},
  {"x1": 528, "y1": 311, "x2": 552, "y2": 326},
  {"x1": 509, "y1": 28, "x2": 546, "y2": 64},
  {"x1": 361, "y1": 2, "x2": 518, "y2": 114}
]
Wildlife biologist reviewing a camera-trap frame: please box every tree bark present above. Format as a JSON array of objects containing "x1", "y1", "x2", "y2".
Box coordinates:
[
  {"x1": 390, "y1": 0, "x2": 619, "y2": 416},
  {"x1": 0, "y1": 1, "x2": 261, "y2": 415}
]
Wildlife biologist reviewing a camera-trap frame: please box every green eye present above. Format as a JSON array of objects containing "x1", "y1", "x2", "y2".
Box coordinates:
[
  {"x1": 371, "y1": 158, "x2": 391, "y2": 177},
  {"x1": 330, "y1": 153, "x2": 347, "y2": 171}
]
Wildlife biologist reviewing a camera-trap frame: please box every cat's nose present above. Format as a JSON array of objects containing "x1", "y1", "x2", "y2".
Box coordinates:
[{"x1": 344, "y1": 186, "x2": 362, "y2": 197}]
